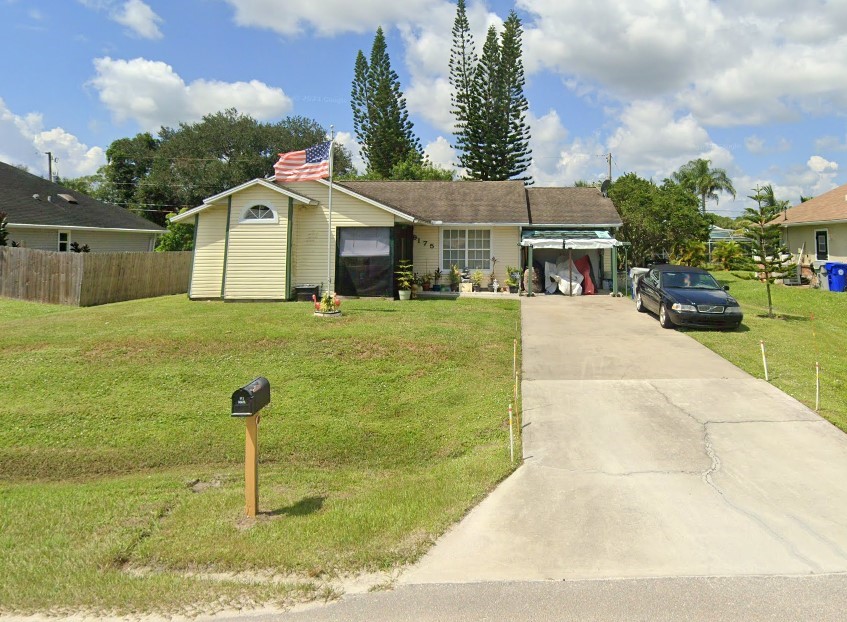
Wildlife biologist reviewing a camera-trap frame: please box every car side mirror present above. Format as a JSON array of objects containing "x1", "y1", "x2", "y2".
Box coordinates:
[{"x1": 723, "y1": 285, "x2": 730, "y2": 291}]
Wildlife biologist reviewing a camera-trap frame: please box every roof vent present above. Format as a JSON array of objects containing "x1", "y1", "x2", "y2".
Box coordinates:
[
  {"x1": 32, "y1": 193, "x2": 40, "y2": 200},
  {"x1": 58, "y1": 193, "x2": 78, "y2": 204},
  {"x1": 47, "y1": 195, "x2": 53, "y2": 202}
]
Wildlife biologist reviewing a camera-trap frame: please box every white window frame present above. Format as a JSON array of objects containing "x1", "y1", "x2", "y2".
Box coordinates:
[
  {"x1": 815, "y1": 229, "x2": 829, "y2": 261},
  {"x1": 440, "y1": 228, "x2": 492, "y2": 271},
  {"x1": 239, "y1": 204, "x2": 278, "y2": 224},
  {"x1": 57, "y1": 230, "x2": 70, "y2": 252}
]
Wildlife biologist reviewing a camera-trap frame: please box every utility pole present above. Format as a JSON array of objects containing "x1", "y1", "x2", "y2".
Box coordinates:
[
  {"x1": 45, "y1": 152, "x2": 54, "y2": 182},
  {"x1": 606, "y1": 153, "x2": 612, "y2": 181}
]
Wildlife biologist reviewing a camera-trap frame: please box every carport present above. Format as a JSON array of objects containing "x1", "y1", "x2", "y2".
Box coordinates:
[{"x1": 520, "y1": 229, "x2": 624, "y2": 296}]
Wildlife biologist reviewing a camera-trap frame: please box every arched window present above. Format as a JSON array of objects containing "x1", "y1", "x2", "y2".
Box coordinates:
[{"x1": 240, "y1": 205, "x2": 277, "y2": 223}]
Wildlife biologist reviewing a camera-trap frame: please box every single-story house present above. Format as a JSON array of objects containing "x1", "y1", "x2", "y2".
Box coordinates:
[
  {"x1": 170, "y1": 177, "x2": 623, "y2": 300},
  {"x1": 0, "y1": 160, "x2": 163, "y2": 252},
  {"x1": 773, "y1": 183, "x2": 847, "y2": 267}
]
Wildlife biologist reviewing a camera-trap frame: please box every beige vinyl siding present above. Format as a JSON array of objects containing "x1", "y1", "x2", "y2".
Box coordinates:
[
  {"x1": 191, "y1": 204, "x2": 228, "y2": 298},
  {"x1": 491, "y1": 227, "x2": 520, "y2": 275},
  {"x1": 6, "y1": 226, "x2": 157, "y2": 252},
  {"x1": 785, "y1": 224, "x2": 847, "y2": 263},
  {"x1": 224, "y1": 187, "x2": 289, "y2": 300},
  {"x1": 285, "y1": 181, "x2": 395, "y2": 292},
  {"x1": 411, "y1": 225, "x2": 440, "y2": 275}
]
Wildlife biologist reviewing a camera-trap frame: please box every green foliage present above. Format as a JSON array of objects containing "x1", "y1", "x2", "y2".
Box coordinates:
[
  {"x1": 342, "y1": 152, "x2": 454, "y2": 181},
  {"x1": 705, "y1": 212, "x2": 743, "y2": 229},
  {"x1": 351, "y1": 27, "x2": 422, "y2": 178},
  {"x1": 669, "y1": 240, "x2": 707, "y2": 267},
  {"x1": 450, "y1": 6, "x2": 532, "y2": 184},
  {"x1": 740, "y1": 185, "x2": 793, "y2": 318},
  {"x1": 609, "y1": 173, "x2": 708, "y2": 266},
  {"x1": 99, "y1": 110, "x2": 350, "y2": 226},
  {"x1": 672, "y1": 158, "x2": 736, "y2": 214},
  {"x1": 68, "y1": 242, "x2": 90, "y2": 253},
  {"x1": 156, "y1": 210, "x2": 195, "y2": 252},
  {"x1": 711, "y1": 240, "x2": 746, "y2": 270},
  {"x1": 56, "y1": 171, "x2": 110, "y2": 201},
  {"x1": 0, "y1": 211, "x2": 8, "y2": 246},
  {"x1": 395, "y1": 259, "x2": 415, "y2": 289}
]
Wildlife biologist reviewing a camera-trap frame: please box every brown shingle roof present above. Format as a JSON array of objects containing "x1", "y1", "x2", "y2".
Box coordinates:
[
  {"x1": 337, "y1": 180, "x2": 621, "y2": 227},
  {"x1": 774, "y1": 183, "x2": 847, "y2": 226},
  {"x1": 339, "y1": 180, "x2": 529, "y2": 223},
  {"x1": 526, "y1": 187, "x2": 622, "y2": 226}
]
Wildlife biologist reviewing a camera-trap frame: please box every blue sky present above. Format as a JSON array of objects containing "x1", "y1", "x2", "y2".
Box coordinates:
[{"x1": 2, "y1": 0, "x2": 846, "y2": 216}]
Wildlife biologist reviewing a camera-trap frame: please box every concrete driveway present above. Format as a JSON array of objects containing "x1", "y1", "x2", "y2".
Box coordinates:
[{"x1": 401, "y1": 294, "x2": 847, "y2": 583}]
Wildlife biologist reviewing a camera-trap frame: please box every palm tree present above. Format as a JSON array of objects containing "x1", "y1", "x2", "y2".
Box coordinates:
[{"x1": 672, "y1": 158, "x2": 736, "y2": 214}]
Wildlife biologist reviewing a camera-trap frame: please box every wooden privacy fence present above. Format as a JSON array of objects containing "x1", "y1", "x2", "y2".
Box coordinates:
[{"x1": 0, "y1": 247, "x2": 192, "y2": 306}]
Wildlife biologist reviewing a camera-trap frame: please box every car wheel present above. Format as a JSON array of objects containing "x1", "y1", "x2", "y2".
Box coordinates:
[
  {"x1": 659, "y1": 304, "x2": 673, "y2": 329},
  {"x1": 635, "y1": 292, "x2": 646, "y2": 312}
]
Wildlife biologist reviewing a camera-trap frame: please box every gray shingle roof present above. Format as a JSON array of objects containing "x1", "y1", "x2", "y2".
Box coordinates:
[
  {"x1": 526, "y1": 187, "x2": 622, "y2": 226},
  {"x1": 337, "y1": 180, "x2": 621, "y2": 227},
  {"x1": 0, "y1": 160, "x2": 164, "y2": 231}
]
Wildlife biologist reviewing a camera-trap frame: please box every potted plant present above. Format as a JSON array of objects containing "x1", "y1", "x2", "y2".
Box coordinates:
[
  {"x1": 396, "y1": 260, "x2": 414, "y2": 300},
  {"x1": 422, "y1": 272, "x2": 432, "y2": 291},
  {"x1": 432, "y1": 268, "x2": 443, "y2": 292},
  {"x1": 505, "y1": 265, "x2": 520, "y2": 293},
  {"x1": 449, "y1": 264, "x2": 461, "y2": 292},
  {"x1": 312, "y1": 291, "x2": 341, "y2": 316},
  {"x1": 488, "y1": 256, "x2": 498, "y2": 292},
  {"x1": 471, "y1": 269, "x2": 484, "y2": 292}
]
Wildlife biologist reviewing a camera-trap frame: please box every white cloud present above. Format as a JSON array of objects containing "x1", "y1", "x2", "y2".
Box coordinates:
[
  {"x1": 0, "y1": 97, "x2": 105, "y2": 177},
  {"x1": 814, "y1": 135, "x2": 847, "y2": 152},
  {"x1": 423, "y1": 136, "x2": 458, "y2": 172},
  {"x1": 405, "y1": 76, "x2": 453, "y2": 134},
  {"x1": 78, "y1": 0, "x2": 163, "y2": 40},
  {"x1": 89, "y1": 57, "x2": 293, "y2": 131},
  {"x1": 113, "y1": 0, "x2": 163, "y2": 40},
  {"x1": 221, "y1": 0, "x2": 446, "y2": 36},
  {"x1": 334, "y1": 131, "x2": 365, "y2": 174},
  {"x1": 807, "y1": 155, "x2": 838, "y2": 174}
]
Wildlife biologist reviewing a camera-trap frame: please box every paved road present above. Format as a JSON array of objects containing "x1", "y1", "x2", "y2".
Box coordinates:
[{"x1": 270, "y1": 295, "x2": 847, "y2": 620}]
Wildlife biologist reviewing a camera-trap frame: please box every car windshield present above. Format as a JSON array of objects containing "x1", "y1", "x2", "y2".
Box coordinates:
[{"x1": 663, "y1": 271, "x2": 720, "y2": 289}]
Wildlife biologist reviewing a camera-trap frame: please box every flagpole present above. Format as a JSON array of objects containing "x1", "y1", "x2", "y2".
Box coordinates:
[{"x1": 327, "y1": 126, "x2": 334, "y2": 293}]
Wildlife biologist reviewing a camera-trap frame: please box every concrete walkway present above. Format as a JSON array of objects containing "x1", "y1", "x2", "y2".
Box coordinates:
[{"x1": 401, "y1": 294, "x2": 847, "y2": 583}]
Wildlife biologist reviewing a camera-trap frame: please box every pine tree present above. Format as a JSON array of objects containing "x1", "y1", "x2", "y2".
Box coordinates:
[
  {"x1": 449, "y1": 0, "x2": 478, "y2": 174},
  {"x1": 500, "y1": 11, "x2": 532, "y2": 183},
  {"x1": 351, "y1": 50, "x2": 372, "y2": 167},
  {"x1": 351, "y1": 27, "x2": 422, "y2": 178},
  {"x1": 449, "y1": 6, "x2": 532, "y2": 183}
]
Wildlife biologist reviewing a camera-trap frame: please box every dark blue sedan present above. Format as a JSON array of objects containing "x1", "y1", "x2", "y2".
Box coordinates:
[{"x1": 635, "y1": 265, "x2": 743, "y2": 330}]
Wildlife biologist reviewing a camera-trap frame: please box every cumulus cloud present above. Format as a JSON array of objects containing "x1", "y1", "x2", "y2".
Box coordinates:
[
  {"x1": 807, "y1": 155, "x2": 838, "y2": 174},
  {"x1": 221, "y1": 0, "x2": 446, "y2": 36},
  {"x1": 424, "y1": 136, "x2": 458, "y2": 173},
  {"x1": 113, "y1": 0, "x2": 163, "y2": 39},
  {"x1": 79, "y1": 0, "x2": 163, "y2": 39},
  {"x1": 0, "y1": 98, "x2": 105, "y2": 177},
  {"x1": 89, "y1": 57, "x2": 293, "y2": 131}
]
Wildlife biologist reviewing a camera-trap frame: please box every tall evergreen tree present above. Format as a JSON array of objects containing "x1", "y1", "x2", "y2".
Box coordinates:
[
  {"x1": 449, "y1": 0, "x2": 478, "y2": 174},
  {"x1": 500, "y1": 11, "x2": 532, "y2": 183},
  {"x1": 351, "y1": 27, "x2": 422, "y2": 178},
  {"x1": 448, "y1": 6, "x2": 532, "y2": 183}
]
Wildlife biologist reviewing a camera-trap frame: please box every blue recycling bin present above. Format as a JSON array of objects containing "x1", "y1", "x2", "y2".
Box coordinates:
[{"x1": 825, "y1": 262, "x2": 847, "y2": 292}]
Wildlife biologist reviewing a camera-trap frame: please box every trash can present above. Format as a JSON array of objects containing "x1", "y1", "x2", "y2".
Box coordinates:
[
  {"x1": 294, "y1": 284, "x2": 320, "y2": 301},
  {"x1": 825, "y1": 262, "x2": 847, "y2": 292},
  {"x1": 629, "y1": 267, "x2": 649, "y2": 299},
  {"x1": 817, "y1": 264, "x2": 829, "y2": 291}
]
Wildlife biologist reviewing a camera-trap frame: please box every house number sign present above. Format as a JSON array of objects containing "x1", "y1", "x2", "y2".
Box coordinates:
[{"x1": 412, "y1": 234, "x2": 435, "y2": 249}]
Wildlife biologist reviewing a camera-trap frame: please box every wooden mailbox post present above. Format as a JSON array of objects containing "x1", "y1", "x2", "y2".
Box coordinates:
[{"x1": 231, "y1": 377, "x2": 271, "y2": 517}]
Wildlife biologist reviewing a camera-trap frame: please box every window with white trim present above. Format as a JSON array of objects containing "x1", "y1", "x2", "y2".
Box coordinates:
[
  {"x1": 240, "y1": 204, "x2": 277, "y2": 223},
  {"x1": 58, "y1": 230, "x2": 70, "y2": 252},
  {"x1": 442, "y1": 229, "x2": 491, "y2": 270}
]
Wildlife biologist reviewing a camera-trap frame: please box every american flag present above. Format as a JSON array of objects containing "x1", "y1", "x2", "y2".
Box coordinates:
[{"x1": 273, "y1": 141, "x2": 332, "y2": 182}]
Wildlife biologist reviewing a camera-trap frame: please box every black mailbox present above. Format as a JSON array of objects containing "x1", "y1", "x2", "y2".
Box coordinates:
[{"x1": 231, "y1": 377, "x2": 271, "y2": 417}]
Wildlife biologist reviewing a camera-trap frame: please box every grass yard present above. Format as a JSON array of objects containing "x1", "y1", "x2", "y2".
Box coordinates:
[
  {"x1": 685, "y1": 272, "x2": 847, "y2": 433},
  {"x1": 0, "y1": 295, "x2": 520, "y2": 615}
]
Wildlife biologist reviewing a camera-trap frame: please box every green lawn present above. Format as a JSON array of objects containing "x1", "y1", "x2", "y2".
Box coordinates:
[
  {"x1": 685, "y1": 272, "x2": 846, "y2": 432},
  {"x1": 0, "y1": 295, "x2": 520, "y2": 614}
]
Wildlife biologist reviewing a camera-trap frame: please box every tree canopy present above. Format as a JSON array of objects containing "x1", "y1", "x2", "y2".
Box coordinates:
[
  {"x1": 351, "y1": 27, "x2": 422, "y2": 178},
  {"x1": 88, "y1": 109, "x2": 351, "y2": 227},
  {"x1": 671, "y1": 158, "x2": 736, "y2": 214},
  {"x1": 609, "y1": 173, "x2": 709, "y2": 266},
  {"x1": 450, "y1": 5, "x2": 532, "y2": 183}
]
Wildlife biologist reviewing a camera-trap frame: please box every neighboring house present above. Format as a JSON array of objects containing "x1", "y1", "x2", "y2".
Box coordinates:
[
  {"x1": 772, "y1": 183, "x2": 847, "y2": 268},
  {"x1": 170, "y1": 178, "x2": 623, "y2": 300},
  {"x1": 0, "y1": 161, "x2": 163, "y2": 252}
]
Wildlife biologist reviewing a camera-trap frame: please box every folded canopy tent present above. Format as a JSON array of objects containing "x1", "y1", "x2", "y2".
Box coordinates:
[{"x1": 520, "y1": 229, "x2": 624, "y2": 296}]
